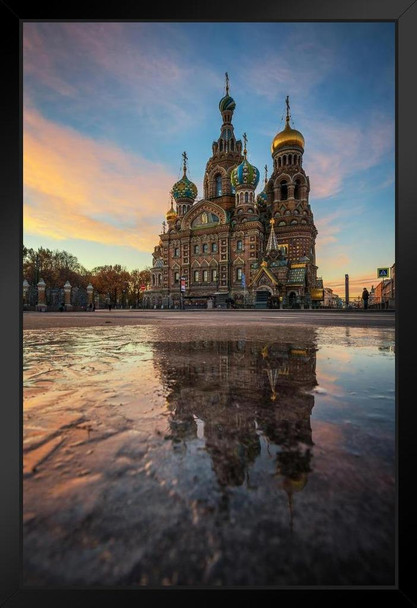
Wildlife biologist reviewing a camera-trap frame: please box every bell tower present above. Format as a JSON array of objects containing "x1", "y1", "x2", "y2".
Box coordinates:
[
  {"x1": 268, "y1": 97, "x2": 318, "y2": 277},
  {"x1": 203, "y1": 73, "x2": 244, "y2": 210}
]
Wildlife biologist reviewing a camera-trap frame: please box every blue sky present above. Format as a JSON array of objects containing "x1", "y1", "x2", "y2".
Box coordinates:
[{"x1": 23, "y1": 21, "x2": 395, "y2": 296}]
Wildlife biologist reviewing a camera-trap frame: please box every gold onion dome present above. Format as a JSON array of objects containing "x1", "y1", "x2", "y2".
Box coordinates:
[
  {"x1": 271, "y1": 96, "x2": 304, "y2": 154},
  {"x1": 271, "y1": 118, "x2": 305, "y2": 154},
  {"x1": 166, "y1": 197, "x2": 177, "y2": 221}
]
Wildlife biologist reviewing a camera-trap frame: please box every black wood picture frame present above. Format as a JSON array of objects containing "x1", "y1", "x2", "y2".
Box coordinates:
[{"x1": 1, "y1": 1, "x2": 416, "y2": 606}]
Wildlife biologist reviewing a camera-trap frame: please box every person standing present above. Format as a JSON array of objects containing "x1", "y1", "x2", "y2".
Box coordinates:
[{"x1": 362, "y1": 287, "x2": 369, "y2": 310}]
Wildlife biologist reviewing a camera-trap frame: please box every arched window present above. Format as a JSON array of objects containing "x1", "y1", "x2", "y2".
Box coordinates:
[
  {"x1": 231, "y1": 140, "x2": 234, "y2": 151},
  {"x1": 283, "y1": 155, "x2": 287, "y2": 166},
  {"x1": 202, "y1": 269, "x2": 208, "y2": 282},
  {"x1": 174, "y1": 272, "x2": 179, "y2": 283},
  {"x1": 245, "y1": 192, "x2": 249, "y2": 203},
  {"x1": 236, "y1": 268, "x2": 242, "y2": 281},
  {"x1": 294, "y1": 180, "x2": 301, "y2": 200},
  {"x1": 215, "y1": 174, "x2": 222, "y2": 196},
  {"x1": 288, "y1": 154, "x2": 292, "y2": 165},
  {"x1": 211, "y1": 242, "x2": 218, "y2": 253},
  {"x1": 194, "y1": 270, "x2": 199, "y2": 282},
  {"x1": 202, "y1": 243, "x2": 208, "y2": 253},
  {"x1": 280, "y1": 180, "x2": 288, "y2": 200},
  {"x1": 158, "y1": 275, "x2": 162, "y2": 286},
  {"x1": 152, "y1": 275, "x2": 155, "y2": 286},
  {"x1": 219, "y1": 140, "x2": 223, "y2": 151},
  {"x1": 212, "y1": 268, "x2": 218, "y2": 282},
  {"x1": 237, "y1": 240, "x2": 243, "y2": 251}
]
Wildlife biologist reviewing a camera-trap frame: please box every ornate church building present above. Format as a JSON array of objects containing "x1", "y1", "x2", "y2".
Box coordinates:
[{"x1": 144, "y1": 75, "x2": 323, "y2": 309}]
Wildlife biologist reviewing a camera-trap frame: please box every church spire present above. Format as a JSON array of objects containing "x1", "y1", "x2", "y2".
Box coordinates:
[{"x1": 266, "y1": 218, "x2": 279, "y2": 253}]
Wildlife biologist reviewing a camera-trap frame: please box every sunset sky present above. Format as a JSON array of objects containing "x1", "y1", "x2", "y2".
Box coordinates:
[{"x1": 23, "y1": 21, "x2": 395, "y2": 297}]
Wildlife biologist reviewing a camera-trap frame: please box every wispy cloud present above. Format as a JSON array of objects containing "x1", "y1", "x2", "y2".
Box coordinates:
[
  {"x1": 244, "y1": 29, "x2": 336, "y2": 102},
  {"x1": 305, "y1": 112, "x2": 394, "y2": 200},
  {"x1": 24, "y1": 107, "x2": 176, "y2": 251},
  {"x1": 23, "y1": 23, "x2": 221, "y2": 136}
]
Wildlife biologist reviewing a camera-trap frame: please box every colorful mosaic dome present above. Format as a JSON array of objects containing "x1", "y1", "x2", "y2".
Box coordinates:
[
  {"x1": 231, "y1": 158, "x2": 260, "y2": 189},
  {"x1": 256, "y1": 189, "x2": 268, "y2": 205},
  {"x1": 172, "y1": 174, "x2": 197, "y2": 201},
  {"x1": 219, "y1": 94, "x2": 236, "y2": 113}
]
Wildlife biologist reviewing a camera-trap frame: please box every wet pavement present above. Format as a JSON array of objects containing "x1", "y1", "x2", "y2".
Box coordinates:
[{"x1": 23, "y1": 323, "x2": 395, "y2": 587}]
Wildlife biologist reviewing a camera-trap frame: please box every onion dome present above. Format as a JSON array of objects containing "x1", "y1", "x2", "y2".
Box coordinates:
[
  {"x1": 219, "y1": 94, "x2": 236, "y2": 113},
  {"x1": 257, "y1": 164, "x2": 269, "y2": 205},
  {"x1": 166, "y1": 197, "x2": 177, "y2": 222},
  {"x1": 230, "y1": 133, "x2": 260, "y2": 188},
  {"x1": 271, "y1": 96, "x2": 305, "y2": 154},
  {"x1": 231, "y1": 158, "x2": 260, "y2": 188},
  {"x1": 172, "y1": 151, "x2": 197, "y2": 201},
  {"x1": 219, "y1": 71, "x2": 236, "y2": 113}
]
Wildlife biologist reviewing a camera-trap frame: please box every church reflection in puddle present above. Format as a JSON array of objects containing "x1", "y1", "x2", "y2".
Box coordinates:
[{"x1": 159, "y1": 338, "x2": 317, "y2": 532}]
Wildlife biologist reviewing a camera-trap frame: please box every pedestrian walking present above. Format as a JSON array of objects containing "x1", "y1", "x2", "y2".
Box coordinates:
[{"x1": 362, "y1": 287, "x2": 369, "y2": 310}]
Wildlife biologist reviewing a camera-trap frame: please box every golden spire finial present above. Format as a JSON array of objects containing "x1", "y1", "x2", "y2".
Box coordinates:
[
  {"x1": 182, "y1": 151, "x2": 188, "y2": 176},
  {"x1": 225, "y1": 72, "x2": 229, "y2": 95},
  {"x1": 270, "y1": 217, "x2": 275, "y2": 226},
  {"x1": 243, "y1": 132, "x2": 247, "y2": 158}
]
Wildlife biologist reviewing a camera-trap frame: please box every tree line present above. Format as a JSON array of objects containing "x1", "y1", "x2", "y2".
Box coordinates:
[{"x1": 23, "y1": 246, "x2": 151, "y2": 307}]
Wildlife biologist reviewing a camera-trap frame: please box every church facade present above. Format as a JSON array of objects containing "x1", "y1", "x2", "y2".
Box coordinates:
[{"x1": 144, "y1": 76, "x2": 323, "y2": 309}]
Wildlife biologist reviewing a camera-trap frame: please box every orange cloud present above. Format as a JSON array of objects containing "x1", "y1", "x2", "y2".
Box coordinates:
[{"x1": 24, "y1": 107, "x2": 177, "y2": 252}]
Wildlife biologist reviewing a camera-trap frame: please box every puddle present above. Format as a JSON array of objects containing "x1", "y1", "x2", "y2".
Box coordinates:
[{"x1": 23, "y1": 324, "x2": 395, "y2": 587}]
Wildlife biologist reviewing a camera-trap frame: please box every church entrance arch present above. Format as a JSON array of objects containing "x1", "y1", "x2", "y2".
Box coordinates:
[
  {"x1": 288, "y1": 291, "x2": 298, "y2": 308},
  {"x1": 255, "y1": 286, "x2": 273, "y2": 309}
]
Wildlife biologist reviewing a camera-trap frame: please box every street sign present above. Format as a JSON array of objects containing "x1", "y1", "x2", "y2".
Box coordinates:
[
  {"x1": 180, "y1": 277, "x2": 186, "y2": 292},
  {"x1": 377, "y1": 267, "x2": 390, "y2": 278}
]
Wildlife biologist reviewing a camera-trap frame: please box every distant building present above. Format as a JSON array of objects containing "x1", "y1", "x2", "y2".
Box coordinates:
[
  {"x1": 321, "y1": 287, "x2": 333, "y2": 308},
  {"x1": 369, "y1": 263, "x2": 395, "y2": 309},
  {"x1": 144, "y1": 76, "x2": 322, "y2": 309}
]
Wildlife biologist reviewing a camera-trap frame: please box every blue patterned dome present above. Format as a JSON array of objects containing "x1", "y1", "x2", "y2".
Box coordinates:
[
  {"x1": 172, "y1": 152, "x2": 198, "y2": 201},
  {"x1": 256, "y1": 189, "x2": 268, "y2": 205},
  {"x1": 172, "y1": 174, "x2": 197, "y2": 201},
  {"x1": 231, "y1": 158, "x2": 260, "y2": 189},
  {"x1": 219, "y1": 94, "x2": 236, "y2": 113}
]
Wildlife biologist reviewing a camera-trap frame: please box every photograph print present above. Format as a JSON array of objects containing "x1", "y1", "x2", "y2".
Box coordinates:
[{"x1": 23, "y1": 21, "x2": 396, "y2": 587}]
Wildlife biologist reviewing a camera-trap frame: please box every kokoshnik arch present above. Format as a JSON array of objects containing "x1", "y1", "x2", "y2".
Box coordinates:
[{"x1": 144, "y1": 74, "x2": 323, "y2": 310}]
